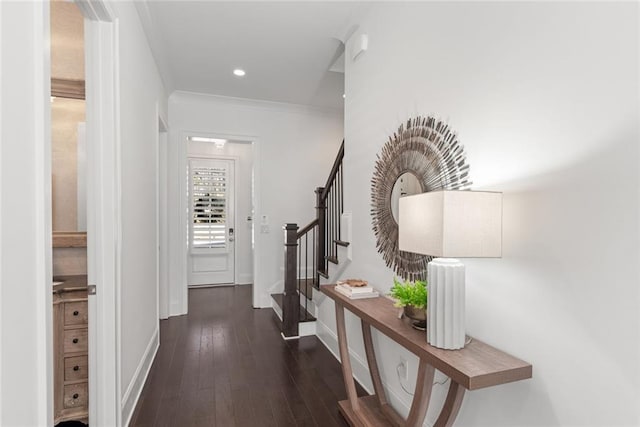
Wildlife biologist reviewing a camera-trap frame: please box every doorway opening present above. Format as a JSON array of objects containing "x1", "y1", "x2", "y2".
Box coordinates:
[
  {"x1": 50, "y1": 2, "x2": 90, "y2": 425},
  {"x1": 186, "y1": 136, "x2": 254, "y2": 289}
]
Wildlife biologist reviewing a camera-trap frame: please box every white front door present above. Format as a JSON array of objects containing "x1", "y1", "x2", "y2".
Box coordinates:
[{"x1": 188, "y1": 158, "x2": 235, "y2": 285}]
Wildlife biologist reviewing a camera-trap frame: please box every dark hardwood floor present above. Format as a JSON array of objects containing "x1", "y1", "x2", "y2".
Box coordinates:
[{"x1": 129, "y1": 286, "x2": 367, "y2": 427}]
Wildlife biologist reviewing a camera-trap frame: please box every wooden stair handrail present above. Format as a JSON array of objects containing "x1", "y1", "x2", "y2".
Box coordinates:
[
  {"x1": 296, "y1": 218, "x2": 318, "y2": 239},
  {"x1": 320, "y1": 140, "x2": 344, "y2": 200}
]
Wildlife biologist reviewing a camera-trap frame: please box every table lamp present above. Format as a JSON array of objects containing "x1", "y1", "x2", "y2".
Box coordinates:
[{"x1": 398, "y1": 190, "x2": 502, "y2": 349}]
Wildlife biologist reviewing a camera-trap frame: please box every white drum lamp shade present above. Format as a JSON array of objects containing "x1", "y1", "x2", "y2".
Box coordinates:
[{"x1": 398, "y1": 190, "x2": 502, "y2": 349}]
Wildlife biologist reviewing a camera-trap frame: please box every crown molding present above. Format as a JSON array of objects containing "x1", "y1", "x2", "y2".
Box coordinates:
[
  {"x1": 170, "y1": 90, "x2": 344, "y2": 118},
  {"x1": 134, "y1": 0, "x2": 175, "y2": 93}
]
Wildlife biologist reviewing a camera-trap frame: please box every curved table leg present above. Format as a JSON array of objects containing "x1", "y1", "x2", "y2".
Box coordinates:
[
  {"x1": 362, "y1": 320, "x2": 436, "y2": 427},
  {"x1": 362, "y1": 321, "x2": 404, "y2": 427},
  {"x1": 434, "y1": 381, "x2": 466, "y2": 427},
  {"x1": 338, "y1": 302, "x2": 466, "y2": 427},
  {"x1": 405, "y1": 358, "x2": 436, "y2": 427},
  {"x1": 335, "y1": 303, "x2": 360, "y2": 411}
]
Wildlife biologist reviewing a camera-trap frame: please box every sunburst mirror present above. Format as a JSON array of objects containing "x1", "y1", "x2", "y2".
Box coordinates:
[{"x1": 371, "y1": 116, "x2": 472, "y2": 281}]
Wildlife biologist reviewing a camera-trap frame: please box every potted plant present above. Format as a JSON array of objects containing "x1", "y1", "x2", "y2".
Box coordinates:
[{"x1": 389, "y1": 277, "x2": 427, "y2": 330}]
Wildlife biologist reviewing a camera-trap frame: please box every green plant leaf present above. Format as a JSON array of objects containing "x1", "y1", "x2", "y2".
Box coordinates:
[{"x1": 389, "y1": 277, "x2": 427, "y2": 309}]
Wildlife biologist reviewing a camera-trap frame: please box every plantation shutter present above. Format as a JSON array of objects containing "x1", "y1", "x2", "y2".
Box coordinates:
[{"x1": 191, "y1": 162, "x2": 228, "y2": 250}]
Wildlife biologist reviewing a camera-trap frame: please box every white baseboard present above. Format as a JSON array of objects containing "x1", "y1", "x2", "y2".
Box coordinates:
[
  {"x1": 170, "y1": 300, "x2": 186, "y2": 317},
  {"x1": 316, "y1": 318, "x2": 374, "y2": 394},
  {"x1": 236, "y1": 272, "x2": 253, "y2": 284},
  {"x1": 121, "y1": 327, "x2": 159, "y2": 427}
]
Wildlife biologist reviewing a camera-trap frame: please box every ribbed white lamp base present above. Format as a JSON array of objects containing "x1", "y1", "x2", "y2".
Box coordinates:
[{"x1": 427, "y1": 258, "x2": 466, "y2": 349}]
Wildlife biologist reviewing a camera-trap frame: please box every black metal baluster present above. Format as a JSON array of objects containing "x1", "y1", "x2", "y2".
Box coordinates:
[
  {"x1": 327, "y1": 189, "x2": 331, "y2": 262},
  {"x1": 304, "y1": 233, "x2": 309, "y2": 319},
  {"x1": 333, "y1": 182, "x2": 337, "y2": 257},
  {"x1": 298, "y1": 234, "x2": 301, "y2": 300},
  {"x1": 339, "y1": 164, "x2": 343, "y2": 240}
]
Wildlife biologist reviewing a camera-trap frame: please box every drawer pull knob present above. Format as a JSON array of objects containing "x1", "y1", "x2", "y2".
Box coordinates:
[
  {"x1": 73, "y1": 365, "x2": 79, "y2": 371},
  {"x1": 73, "y1": 393, "x2": 79, "y2": 399},
  {"x1": 72, "y1": 338, "x2": 79, "y2": 344},
  {"x1": 73, "y1": 310, "x2": 79, "y2": 316}
]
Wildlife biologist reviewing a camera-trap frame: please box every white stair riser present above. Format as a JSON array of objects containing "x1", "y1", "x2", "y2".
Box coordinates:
[{"x1": 271, "y1": 295, "x2": 317, "y2": 338}]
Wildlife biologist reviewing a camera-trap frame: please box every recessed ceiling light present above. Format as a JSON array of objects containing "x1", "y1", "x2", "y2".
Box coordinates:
[
  {"x1": 233, "y1": 69, "x2": 246, "y2": 77},
  {"x1": 342, "y1": 93, "x2": 346, "y2": 99}
]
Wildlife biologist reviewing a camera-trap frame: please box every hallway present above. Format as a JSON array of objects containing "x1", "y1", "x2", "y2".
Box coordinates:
[{"x1": 130, "y1": 286, "x2": 366, "y2": 426}]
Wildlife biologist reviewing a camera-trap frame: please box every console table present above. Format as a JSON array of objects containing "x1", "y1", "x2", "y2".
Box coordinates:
[{"x1": 321, "y1": 284, "x2": 532, "y2": 427}]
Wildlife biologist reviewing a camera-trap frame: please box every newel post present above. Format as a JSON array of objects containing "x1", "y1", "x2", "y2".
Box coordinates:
[
  {"x1": 283, "y1": 223, "x2": 299, "y2": 338},
  {"x1": 315, "y1": 187, "x2": 326, "y2": 277}
]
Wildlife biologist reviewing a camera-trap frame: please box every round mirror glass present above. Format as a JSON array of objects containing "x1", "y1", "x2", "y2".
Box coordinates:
[{"x1": 390, "y1": 172, "x2": 422, "y2": 222}]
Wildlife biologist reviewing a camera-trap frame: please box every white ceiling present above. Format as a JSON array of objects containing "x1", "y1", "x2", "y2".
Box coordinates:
[{"x1": 137, "y1": 1, "x2": 367, "y2": 110}]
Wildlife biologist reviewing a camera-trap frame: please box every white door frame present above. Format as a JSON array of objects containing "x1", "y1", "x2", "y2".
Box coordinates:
[
  {"x1": 176, "y1": 131, "x2": 260, "y2": 313},
  {"x1": 0, "y1": 2, "x2": 52, "y2": 425},
  {"x1": 187, "y1": 156, "x2": 236, "y2": 286},
  {"x1": 76, "y1": 1, "x2": 122, "y2": 425},
  {"x1": 158, "y1": 113, "x2": 169, "y2": 319}
]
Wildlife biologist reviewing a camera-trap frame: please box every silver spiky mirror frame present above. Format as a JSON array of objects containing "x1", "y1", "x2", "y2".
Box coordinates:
[{"x1": 371, "y1": 116, "x2": 472, "y2": 281}]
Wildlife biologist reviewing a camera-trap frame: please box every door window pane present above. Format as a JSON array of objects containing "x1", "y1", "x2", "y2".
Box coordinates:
[{"x1": 191, "y1": 165, "x2": 227, "y2": 249}]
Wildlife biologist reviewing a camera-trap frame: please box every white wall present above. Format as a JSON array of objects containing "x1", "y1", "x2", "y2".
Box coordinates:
[
  {"x1": 187, "y1": 140, "x2": 254, "y2": 285},
  {"x1": 0, "y1": 2, "x2": 53, "y2": 425},
  {"x1": 111, "y1": 2, "x2": 168, "y2": 422},
  {"x1": 169, "y1": 92, "x2": 343, "y2": 311},
  {"x1": 318, "y1": 2, "x2": 639, "y2": 426}
]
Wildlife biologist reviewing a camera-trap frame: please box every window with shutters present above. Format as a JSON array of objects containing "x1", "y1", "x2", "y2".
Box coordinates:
[{"x1": 190, "y1": 163, "x2": 228, "y2": 251}]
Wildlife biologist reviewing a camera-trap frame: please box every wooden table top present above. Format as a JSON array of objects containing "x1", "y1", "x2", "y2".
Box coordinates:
[{"x1": 321, "y1": 284, "x2": 532, "y2": 390}]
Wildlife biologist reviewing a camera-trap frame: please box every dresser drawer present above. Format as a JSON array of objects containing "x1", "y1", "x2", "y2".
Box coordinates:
[
  {"x1": 64, "y1": 301, "x2": 88, "y2": 326},
  {"x1": 64, "y1": 355, "x2": 88, "y2": 381},
  {"x1": 63, "y1": 329, "x2": 88, "y2": 353},
  {"x1": 63, "y1": 382, "x2": 88, "y2": 409}
]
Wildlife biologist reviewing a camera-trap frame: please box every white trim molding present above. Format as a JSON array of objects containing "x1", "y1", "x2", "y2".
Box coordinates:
[
  {"x1": 133, "y1": 1, "x2": 175, "y2": 92},
  {"x1": 157, "y1": 113, "x2": 170, "y2": 320},
  {"x1": 0, "y1": 2, "x2": 52, "y2": 425},
  {"x1": 171, "y1": 90, "x2": 343, "y2": 118},
  {"x1": 121, "y1": 327, "x2": 159, "y2": 427},
  {"x1": 35, "y1": 3, "x2": 54, "y2": 423},
  {"x1": 316, "y1": 318, "x2": 373, "y2": 394},
  {"x1": 0, "y1": 2, "x2": 3, "y2": 421},
  {"x1": 172, "y1": 130, "x2": 261, "y2": 314},
  {"x1": 80, "y1": 1, "x2": 122, "y2": 425}
]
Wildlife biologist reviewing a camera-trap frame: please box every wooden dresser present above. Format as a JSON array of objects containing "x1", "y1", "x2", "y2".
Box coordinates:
[{"x1": 53, "y1": 276, "x2": 89, "y2": 424}]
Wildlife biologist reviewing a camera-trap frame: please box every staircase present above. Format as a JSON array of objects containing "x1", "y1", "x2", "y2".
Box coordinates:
[{"x1": 271, "y1": 140, "x2": 347, "y2": 339}]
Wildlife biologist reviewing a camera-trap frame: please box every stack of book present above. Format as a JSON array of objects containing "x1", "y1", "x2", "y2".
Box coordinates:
[{"x1": 335, "y1": 279, "x2": 379, "y2": 299}]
